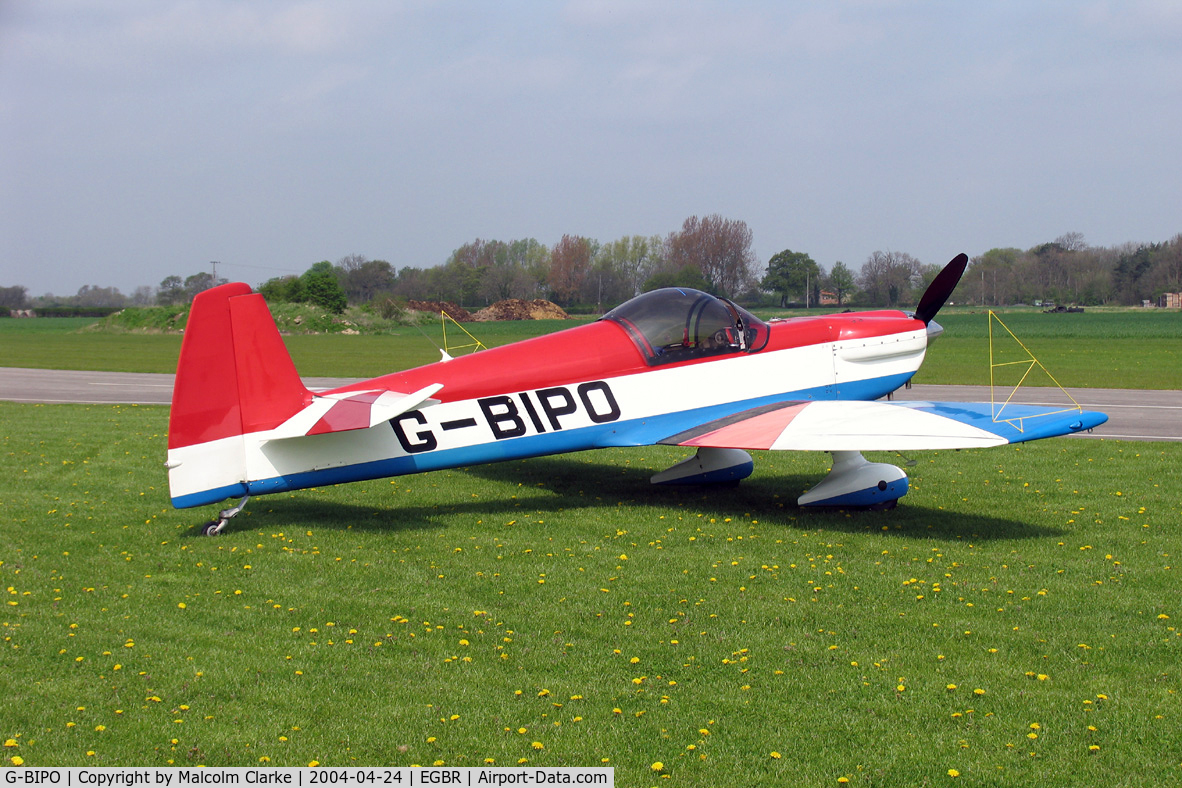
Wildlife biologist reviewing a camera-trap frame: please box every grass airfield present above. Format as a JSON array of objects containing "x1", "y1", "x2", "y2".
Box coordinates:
[
  {"x1": 1, "y1": 309, "x2": 1181, "y2": 784},
  {"x1": 2, "y1": 402, "x2": 1180, "y2": 784}
]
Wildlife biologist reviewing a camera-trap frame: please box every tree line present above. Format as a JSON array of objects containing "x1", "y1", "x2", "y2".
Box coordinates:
[{"x1": 4, "y1": 223, "x2": 1181, "y2": 315}]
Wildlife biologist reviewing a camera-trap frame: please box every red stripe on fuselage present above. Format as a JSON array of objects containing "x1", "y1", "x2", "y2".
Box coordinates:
[
  {"x1": 321, "y1": 311, "x2": 924, "y2": 405},
  {"x1": 328, "y1": 321, "x2": 648, "y2": 403}
]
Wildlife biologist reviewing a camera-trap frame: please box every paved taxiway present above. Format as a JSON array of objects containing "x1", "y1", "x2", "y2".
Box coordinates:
[{"x1": 1, "y1": 367, "x2": 1179, "y2": 442}]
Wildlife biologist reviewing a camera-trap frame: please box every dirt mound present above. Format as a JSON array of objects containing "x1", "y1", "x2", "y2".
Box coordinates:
[
  {"x1": 472, "y1": 299, "x2": 571, "y2": 321},
  {"x1": 406, "y1": 300, "x2": 474, "y2": 322}
]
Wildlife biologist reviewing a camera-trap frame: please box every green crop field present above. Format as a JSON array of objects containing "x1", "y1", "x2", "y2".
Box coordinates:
[
  {"x1": 2, "y1": 402, "x2": 1180, "y2": 784},
  {"x1": 1, "y1": 308, "x2": 1179, "y2": 387}
]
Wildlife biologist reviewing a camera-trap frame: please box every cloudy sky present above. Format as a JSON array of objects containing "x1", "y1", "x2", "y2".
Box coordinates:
[{"x1": 2, "y1": 1, "x2": 1180, "y2": 297}]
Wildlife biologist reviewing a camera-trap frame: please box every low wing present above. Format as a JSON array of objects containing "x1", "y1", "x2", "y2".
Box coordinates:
[
  {"x1": 659, "y1": 400, "x2": 1108, "y2": 452},
  {"x1": 269, "y1": 383, "x2": 443, "y2": 440}
]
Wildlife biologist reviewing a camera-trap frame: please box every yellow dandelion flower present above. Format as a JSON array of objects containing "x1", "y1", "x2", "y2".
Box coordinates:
[
  {"x1": 308, "y1": 761, "x2": 319, "y2": 768},
  {"x1": 531, "y1": 742, "x2": 544, "y2": 750},
  {"x1": 769, "y1": 751, "x2": 782, "y2": 759},
  {"x1": 11, "y1": 756, "x2": 25, "y2": 766},
  {"x1": 3, "y1": 740, "x2": 17, "y2": 748},
  {"x1": 973, "y1": 688, "x2": 985, "y2": 696},
  {"x1": 650, "y1": 762, "x2": 664, "y2": 772},
  {"x1": 947, "y1": 769, "x2": 960, "y2": 778}
]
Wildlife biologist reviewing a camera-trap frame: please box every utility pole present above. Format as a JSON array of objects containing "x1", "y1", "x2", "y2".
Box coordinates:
[{"x1": 211, "y1": 261, "x2": 220, "y2": 285}]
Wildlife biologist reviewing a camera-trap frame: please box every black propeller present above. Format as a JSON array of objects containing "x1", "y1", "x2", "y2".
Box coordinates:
[{"x1": 914, "y1": 252, "x2": 968, "y2": 325}]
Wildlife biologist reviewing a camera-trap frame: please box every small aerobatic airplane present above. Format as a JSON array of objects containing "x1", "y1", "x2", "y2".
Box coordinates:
[{"x1": 167, "y1": 254, "x2": 1107, "y2": 534}]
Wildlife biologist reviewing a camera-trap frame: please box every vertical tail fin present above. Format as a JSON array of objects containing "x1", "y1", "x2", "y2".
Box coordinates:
[{"x1": 168, "y1": 284, "x2": 310, "y2": 507}]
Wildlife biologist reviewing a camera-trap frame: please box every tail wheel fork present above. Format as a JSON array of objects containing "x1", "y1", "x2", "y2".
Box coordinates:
[{"x1": 200, "y1": 494, "x2": 251, "y2": 536}]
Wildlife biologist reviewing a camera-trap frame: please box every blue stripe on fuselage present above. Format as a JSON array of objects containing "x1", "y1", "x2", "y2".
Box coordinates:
[{"x1": 173, "y1": 372, "x2": 914, "y2": 508}]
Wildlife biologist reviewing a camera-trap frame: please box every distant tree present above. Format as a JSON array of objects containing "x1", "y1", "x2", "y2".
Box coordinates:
[
  {"x1": 857, "y1": 251, "x2": 921, "y2": 306},
  {"x1": 183, "y1": 272, "x2": 221, "y2": 302},
  {"x1": 548, "y1": 235, "x2": 596, "y2": 305},
  {"x1": 1144, "y1": 233, "x2": 1182, "y2": 298},
  {"x1": 480, "y1": 263, "x2": 538, "y2": 303},
  {"x1": 74, "y1": 285, "x2": 127, "y2": 307},
  {"x1": 478, "y1": 238, "x2": 547, "y2": 302},
  {"x1": 1113, "y1": 244, "x2": 1157, "y2": 304},
  {"x1": 337, "y1": 256, "x2": 395, "y2": 304},
  {"x1": 1024, "y1": 236, "x2": 1110, "y2": 304},
  {"x1": 665, "y1": 215, "x2": 756, "y2": 297},
  {"x1": 827, "y1": 261, "x2": 856, "y2": 305},
  {"x1": 962, "y1": 248, "x2": 1021, "y2": 306},
  {"x1": 507, "y1": 238, "x2": 551, "y2": 289},
  {"x1": 582, "y1": 254, "x2": 634, "y2": 309},
  {"x1": 131, "y1": 285, "x2": 155, "y2": 306},
  {"x1": 391, "y1": 266, "x2": 430, "y2": 301},
  {"x1": 0, "y1": 285, "x2": 29, "y2": 311},
  {"x1": 642, "y1": 265, "x2": 712, "y2": 293},
  {"x1": 260, "y1": 275, "x2": 306, "y2": 304},
  {"x1": 157, "y1": 275, "x2": 185, "y2": 306},
  {"x1": 761, "y1": 249, "x2": 820, "y2": 307},
  {"x1": 336, "y1": 253, "x2": 369, "y2": 276},
  {"x1": 301, "y1": 262, "x2": 346, "y2": 313},
  {"x1": 1055, "y1": 231, "x2": 1088, "y2": 252},
  {"x1": 916, "y1": 263, "x2": 943, "y2": 293},
  {"x1": 597, "y1": 235, "x2": 662, "y2": 298}
]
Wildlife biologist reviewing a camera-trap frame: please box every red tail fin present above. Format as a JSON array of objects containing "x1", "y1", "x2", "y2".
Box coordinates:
[{"x1": 169, "y1": 284, "x2": 310, "y2": 449}]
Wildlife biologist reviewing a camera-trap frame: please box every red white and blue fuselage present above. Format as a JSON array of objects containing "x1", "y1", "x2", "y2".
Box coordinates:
[{"x1": 167, "y1": 259, "x2": 1107, "y2": 525}]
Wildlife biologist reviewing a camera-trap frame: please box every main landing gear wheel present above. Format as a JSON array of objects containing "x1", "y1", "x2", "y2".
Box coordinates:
[{"x1": 199, "y1": 494, "x2": 251, "y2": 536}]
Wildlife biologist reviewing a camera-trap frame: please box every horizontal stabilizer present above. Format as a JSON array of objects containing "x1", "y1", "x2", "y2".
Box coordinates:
[
  {"x1": 269, "y1": 383, "x2": 443, "y2": 440},
  {"x1": 660, "y1": 400, "x2": 1107, "y2": 452}
]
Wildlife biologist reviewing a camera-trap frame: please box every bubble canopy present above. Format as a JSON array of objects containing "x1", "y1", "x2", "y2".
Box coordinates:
[{"x1": 601, "y1": 287, "x2": 769, "y2": 366}]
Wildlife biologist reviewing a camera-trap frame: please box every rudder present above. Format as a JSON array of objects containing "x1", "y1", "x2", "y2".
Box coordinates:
[{"x1": 168, "y1": 284, "x2": 309, "y2": 508}]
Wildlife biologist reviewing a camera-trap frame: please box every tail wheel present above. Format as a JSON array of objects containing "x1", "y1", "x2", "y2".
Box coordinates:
[{"x1": 200, "y1": 519, "x2": 226, "y2": 537}]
